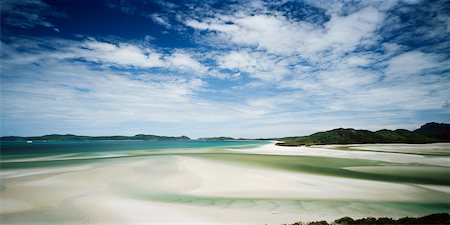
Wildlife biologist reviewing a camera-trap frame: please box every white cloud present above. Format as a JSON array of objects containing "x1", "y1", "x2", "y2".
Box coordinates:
[
  {"x1": 80, "y1": 40, "x2": 165, "y2": 68},
  {"x1": 318, "y1": 70, "x2": 380, "y2": 90},
  {"x1": 322, "y1": 7, "x2": 383, "y2": 52},
  {"x1": 184, "y1": 3, "x2": 449, "y2": 117},
  {"x1": 165, "y1": 51, "x2": 208, "y2": 74},
  {"x1": 1, "y1": 38, "x2": 277, "y2": 132},
  {"x1": 2, "y1": 1, "x2": 449, "y2": 137},
  {"x1": 217, "y1": 50, "x2": 288, "y2": 81},
  {"x1": 2, "y1": 54, "x2": 214, "y2": 127},
  {"x1": 186, "y1": 14, "x2": 303, "y2": 55},
  {"x1": 385, "y1": 51, "x2": 447, "y2": 77},
  {"x1": 150, "y1": 13, "x2": 172, "y2": 28},
  {"x1": 5, "y1": 38, "x2": 210, "y2": 75},
  {"x1": 76, "y1": 40, "x2": 209, "y2": 75},
  {"x1": 184, "y1": 5, "x2": 386, "y2": 95},
  {"x1": 344, "y1": 80, "x2": 449, "y2": 111},
  {"x1": 186, "y1": 7, "x2": 383, "y2": 60}
]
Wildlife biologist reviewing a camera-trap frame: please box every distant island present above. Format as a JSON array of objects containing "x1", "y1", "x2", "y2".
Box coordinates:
[
  {"x1": 2, "y1": 122, "x2": 450, "y2": 145},
  {"x1": 197, "y1": 137, "x2": 236, "y2": 141},
  {"x1": 277, "y1": 122, "x2": 450, "y2": 146},
  {"x1": 0, "y1": 134, "x2": 191, "y2": 142},
  {"x1": 1, "y1": 135, "x2": 259, "y2": 142}
]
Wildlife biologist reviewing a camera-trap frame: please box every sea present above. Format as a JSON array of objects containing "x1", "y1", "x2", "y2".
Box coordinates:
[{"x1": 0, "y1": 140, "x2": 267, "y2": 157}]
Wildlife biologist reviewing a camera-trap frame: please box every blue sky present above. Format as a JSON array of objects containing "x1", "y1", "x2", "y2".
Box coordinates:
[{"x1": 1, "y1": 0, "x2": 449, "y2": 138}]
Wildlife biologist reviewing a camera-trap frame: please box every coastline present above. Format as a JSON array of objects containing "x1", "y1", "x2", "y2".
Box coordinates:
[
  {"x1": 230, "y1": 142, "x2": 450, "y2": 167},
  {"x1": 1, "y1": 142, "x2": 449, "y2": 224}
]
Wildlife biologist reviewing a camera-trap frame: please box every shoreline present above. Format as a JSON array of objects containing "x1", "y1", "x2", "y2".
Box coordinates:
[{"x1": 229, "y1": 142, "x2": 450, "y2": 167}]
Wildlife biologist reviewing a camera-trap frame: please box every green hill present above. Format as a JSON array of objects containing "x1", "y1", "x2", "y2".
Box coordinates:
[
  {"x1": 414, "y1": 122, "x2": 450, "y2": 141},
  {"x1": 277, "y1": 123, "x2": 449, "y2": 146}
]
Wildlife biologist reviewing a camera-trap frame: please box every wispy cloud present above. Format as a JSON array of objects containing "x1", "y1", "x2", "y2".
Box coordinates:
[
  {"x1": 385, "y1": 51, "x2": 449, "y2": 78},
  {"x1": 1, "y1": 0, "x2": 64, "y2": 28},
  {"x1": 1, "y1": 37, "x2": 281, "y2": 136},
  {"x1": 77, "y1": 39, "x2": 166, "y2": 68},
  {"x1": 217, "y1": 50, "x2": 289, "y2": 81},
  {"x1": 149, "y1": 13, "x2": 172, "y2": 29},
  {"x1": 186, "y1": 6, "x2": 383, "y2": 58},
  {"x1": 183, "y1": 0, "x2": 449, "y2": 114},
  {"x1": 1, "y1": 38, "x2": 210, "y2": 75}
]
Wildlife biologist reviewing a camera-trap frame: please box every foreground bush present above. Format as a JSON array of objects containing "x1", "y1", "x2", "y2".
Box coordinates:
[{"x1": 285, "y1": 213, "x2": 450, "y2": 225}]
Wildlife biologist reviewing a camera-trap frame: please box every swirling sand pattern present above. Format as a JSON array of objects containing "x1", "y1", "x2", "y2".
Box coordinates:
[{"x1": 1, "y1": 142, "x2": 449, "y2": 224}]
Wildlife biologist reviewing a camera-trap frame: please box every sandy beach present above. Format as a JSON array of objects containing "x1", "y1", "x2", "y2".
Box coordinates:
[{"x1": 1, "y1": 142, "x2": 449, "y2": 225}]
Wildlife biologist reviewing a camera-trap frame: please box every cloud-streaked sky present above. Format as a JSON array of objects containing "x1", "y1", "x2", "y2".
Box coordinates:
[{"x1": 1, "y1": 0, "x2": 449, "y2": 138}]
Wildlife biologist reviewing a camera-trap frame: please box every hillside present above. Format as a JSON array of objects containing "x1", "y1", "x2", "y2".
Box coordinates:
[
  {"x1": 414, "y1": 122, "x2": 450, "y2": 141},
  {"x1": 0, "y1": 134, "x2": 191, "y2": 141},
  {"x1": 277, "y1": 122, "x2": 449, "y2": 146}
]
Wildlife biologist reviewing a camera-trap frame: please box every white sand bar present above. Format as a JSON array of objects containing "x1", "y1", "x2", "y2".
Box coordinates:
[{"x1": 233, "y1": 142, "x2": 450, "y2": 167}]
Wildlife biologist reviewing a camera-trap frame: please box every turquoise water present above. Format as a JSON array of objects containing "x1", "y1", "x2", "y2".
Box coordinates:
[
  {"x1": 0, "y1": 140, "x2": 267, "y2": 157},
  {"x1": 1, "y1": 141, "x2": 449, "y2": 223}
]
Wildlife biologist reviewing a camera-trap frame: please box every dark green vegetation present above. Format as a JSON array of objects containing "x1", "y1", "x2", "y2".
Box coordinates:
[
  {"x1": 287, "y1": 213, "x2": 450, "y2": 225},
  {"x1": 414, "y1": 122, "x2": 450, "y2": 142},
  {"x1": 0, "y1": 134, "x2": 191, "y2": 141},
  {"x1": 197, "y1": 137, "x2": 236, "y2": 141},
  {"x1": 278, "y1": 122, "x2": 450, "y2": 146}
]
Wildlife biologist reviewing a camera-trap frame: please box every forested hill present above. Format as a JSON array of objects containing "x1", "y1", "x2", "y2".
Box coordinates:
[
  {"x1": 278, "y1": 122, "x2": 450, "y2": 146},
  {"x1": 414, "y1": 122, "x2": 450, "y2": 141}
]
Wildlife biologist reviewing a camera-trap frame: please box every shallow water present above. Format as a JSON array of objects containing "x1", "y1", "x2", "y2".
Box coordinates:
[
  {"x1": 0, "y1": 140, "x2": 266, "y2": 156},
  {"x1": 1, "y1": 142, "x2": 449, "y2": 224},
  {"x1": 195, "y1": 153, "x2": 450, "y2": 185}
]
